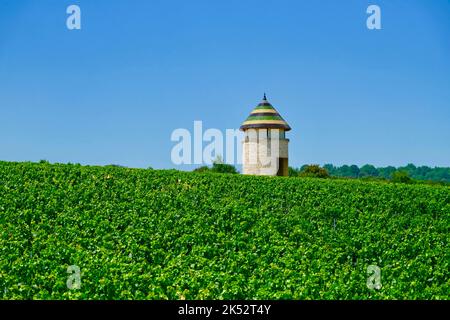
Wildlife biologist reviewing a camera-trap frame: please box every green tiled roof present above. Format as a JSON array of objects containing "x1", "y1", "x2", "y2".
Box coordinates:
[{"x1": 240, "y1": 94, "x2": 291, "y2": 131}]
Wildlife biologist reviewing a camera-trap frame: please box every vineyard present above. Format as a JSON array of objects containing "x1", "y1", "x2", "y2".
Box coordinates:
[{"x1": 0, "y1": 161, "x2": 448, "y2": 299}]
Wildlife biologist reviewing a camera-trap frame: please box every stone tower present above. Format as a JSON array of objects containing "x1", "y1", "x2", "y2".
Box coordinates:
[{"x1": 240, "y1": 94, "x2": 291, "y2": 176}]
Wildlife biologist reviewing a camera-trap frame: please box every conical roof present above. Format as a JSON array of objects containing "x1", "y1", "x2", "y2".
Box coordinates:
[{"x1": 240, "y1": 94, "x2": 291, "y2": 131}]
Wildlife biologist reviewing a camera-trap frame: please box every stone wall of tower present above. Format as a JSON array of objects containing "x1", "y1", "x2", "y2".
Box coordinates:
[{"x1": 242, "y1": 130, "x2": 289, "y2": 176}]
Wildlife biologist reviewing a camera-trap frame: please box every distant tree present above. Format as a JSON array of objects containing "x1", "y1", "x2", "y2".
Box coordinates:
[
  {"x1": 300, "y1": 164, "x2": 309, "y2": 172},
  {"x1": 416, "y1": 166, "x2": 431, "y2": 180},
  {"x1": 378, "y1": 166, "x2": 396, "y2": 179},
  {"x1": 213, "y1": 155, "x2": 224, "y2": 164},
  {"x1": 288, "y1": 167, "x2": 300, "y2": 177},
  {"x1": 211, "y1": 162, "x2": 238, "y2": 174},
  {"x1": 404, "y1": 163, "x2": 417, "y2": 174},
  {"x1": 359, "y1": 164, "x2": 379, "y2": 177},
  {"x1": 339, "y1": 165, "x2": 351, "y2": 177},
  {"x1": 107, "y1": 164, "x2": 127, "y2": 168},
  {"x1": 211, "y1": 155, "x2": 238, "y2": 174},
  {"x1": 315, "y1": 163, "x2": 449, "y2": 183},
  {"x1": 193, "y1": 156, "x2": 238, "y2": 174},
  {"x1": 391, "y1": 170, "x2": 414, "y2": 184},
  {"x1": 323, "y1": 164, "x2": 336, "y2": 176},
  {"x1": 299, "y1": 165, "x2": 330, "y2": 179},
  {"x1": 349, "y1": 165, "x2": 360, "y2": 178},
  {"x1": 193, "y1": 166, "x2": 210, "y2": 173}
]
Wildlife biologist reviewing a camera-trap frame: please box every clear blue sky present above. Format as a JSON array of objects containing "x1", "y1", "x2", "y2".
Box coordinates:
[{"x1": 0, "y1": 0, "x2": 449, "y2": 170}]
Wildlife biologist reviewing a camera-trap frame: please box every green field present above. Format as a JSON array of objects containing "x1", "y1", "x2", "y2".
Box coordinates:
[{"x1": 0, "y1": 161, "x2": 448, "y2": 299}]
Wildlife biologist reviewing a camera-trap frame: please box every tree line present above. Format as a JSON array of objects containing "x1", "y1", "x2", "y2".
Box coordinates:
[
  {"x1": 289, "y1": 164, "x2": 450, "y2": 184},
  {"x1": 191, "y1": 157, "x2": 449, "y2": 184}
]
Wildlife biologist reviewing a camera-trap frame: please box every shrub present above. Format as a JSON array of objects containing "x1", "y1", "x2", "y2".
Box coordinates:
[
  {"x1": 299, "y1": 164, "x2": 330, "y2": 178},
  {"x1": 391, "y1": 170, "x2": 414, "y2": 184},
  {"x1": 193, "y1": 166, "x2": 210, "y2": 173},
  {"x1": 210, "y1": 163, "x2": 238, "y2": 174}
]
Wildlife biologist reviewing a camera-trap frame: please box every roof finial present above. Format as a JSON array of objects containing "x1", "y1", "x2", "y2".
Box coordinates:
[{"x1": 263, "y1": 92, "x2": 267, "y2": 100}]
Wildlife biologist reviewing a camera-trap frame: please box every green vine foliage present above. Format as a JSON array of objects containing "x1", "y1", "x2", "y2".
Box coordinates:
[{"x1": 0, "y1": 161, "x2": 448, "y2": 299}]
